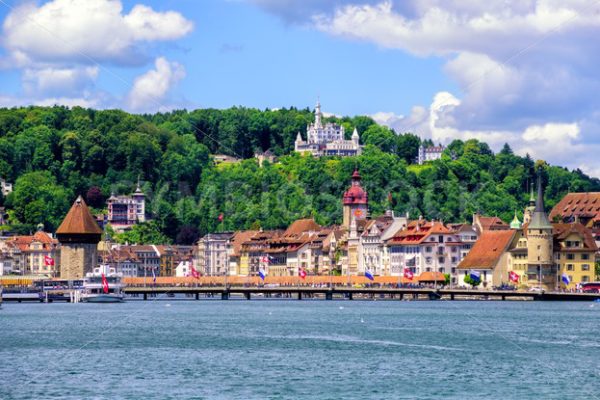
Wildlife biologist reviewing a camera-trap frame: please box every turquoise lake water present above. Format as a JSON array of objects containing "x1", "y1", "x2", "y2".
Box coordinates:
[{"x1": 1, "y1": 299, "x2": 599, "y2": 399}]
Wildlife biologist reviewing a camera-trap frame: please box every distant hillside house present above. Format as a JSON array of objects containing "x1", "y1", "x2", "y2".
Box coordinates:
[
  {"x1": 0, "y1": 178, "x2": 12, "y2": 197},
  {"x1": 213, "y1": 154, "x2": 241, "y2": 165},
  {"x1": 417, "y1": 145, "x2": 445, "y2": 165},
  {"x1": 107, "y1": 184, "x2": 146, "y2": 232},
  {"x1": 254, "y1": 149, "x2": 278, "y2": 167},
  {"x1": 294, "y1": 100, "x2": 362, "y2": 157}
]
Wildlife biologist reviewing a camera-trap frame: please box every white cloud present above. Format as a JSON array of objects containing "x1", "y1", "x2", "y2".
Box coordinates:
[
  {"x1": 311, "y1": 1, "x2": 600, "y2": 177},
  {"x1": 23, "y1": 66, "x2": 99, "y2": 97},
  {"x1": 2, "y1": 0, "x2": 193, "y2": 66},
  {"x1": 0, "y1": 0, "x2": 192, "y2": 110},
  {"x1": 127, "y1": 57, "x2": 186, "y2": 112},
  {"x1": 374, "y1": 92, "x2": 600, "y2": 178}
]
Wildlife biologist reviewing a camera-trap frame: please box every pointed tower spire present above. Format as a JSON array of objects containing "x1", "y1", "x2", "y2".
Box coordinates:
[
  {"x1": 314, "y1": 98, "x2": 322, "y2": 127},
  {"x1": 528, "y1": 168, "x2": 552, "y2": 230}
]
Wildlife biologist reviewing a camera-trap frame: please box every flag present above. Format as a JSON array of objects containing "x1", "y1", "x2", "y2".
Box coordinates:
[
  {"x1": 261, "y1": 256, "x2": 272, "y2": 264},
  {"x1": 403, "y1": 268, "x2": 414, "y2": 280},
  {"x1": 365, "y1": 270, "x2": 374, "y2": 281},
  {"x1": 469, "y1": 270, "x2": 481, "y2": 282},
  {"x1": 259, "y1": 268, "x2": 267, "y2": 281},
  {"x1": 191, "y1": 265, "x2": 200, "y2": 279},
  {"x1": 44, "y1": 255, "x2": 55, "y2": 266},
  {"x1": 152, "y1": 268, "x2": 157, "y2": 283},
  {"x1": 562, "y1": 273, "x2": 571, "y2": 285},
  {"x1": 299, "y1": 268, "x2": 307, "y2": 279},
  {"x1": 509, "y1": 271, "x2": 519, "y2": 283},
  {"x1": 217, "y1": 213, "x2": 224, "y2": 222},
  {"x1": 101, "y1": 273, "x2": 109, "y2": 294}
]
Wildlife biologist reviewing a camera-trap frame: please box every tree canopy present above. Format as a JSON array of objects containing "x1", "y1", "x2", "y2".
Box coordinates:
[{"x1": 0, "y1": 105, "x2": 598, "y2": 240}]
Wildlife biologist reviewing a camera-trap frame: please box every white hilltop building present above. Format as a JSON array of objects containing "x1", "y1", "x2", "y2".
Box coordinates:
[{"x1": 294, "y1": 100, "x2": 362, "y2": 157}]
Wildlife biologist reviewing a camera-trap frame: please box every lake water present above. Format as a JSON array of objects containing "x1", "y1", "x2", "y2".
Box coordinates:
[{"x1": 1, "y1": 299, "x2": 599, "y2": 399}]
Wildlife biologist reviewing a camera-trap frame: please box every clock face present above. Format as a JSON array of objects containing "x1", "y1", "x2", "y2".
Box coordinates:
[{"x1": 354, "y1": 209, "x2": 363, "y2": 218}]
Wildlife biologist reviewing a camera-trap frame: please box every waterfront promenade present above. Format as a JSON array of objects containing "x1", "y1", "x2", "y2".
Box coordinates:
[{"x1": 4, "y1": 285, "x2": 600, "y2": 302}]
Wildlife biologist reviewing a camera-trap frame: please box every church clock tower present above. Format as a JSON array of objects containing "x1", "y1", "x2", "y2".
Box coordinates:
[{"x1": 343, "y1": 169, "x2": 368, "y2": 229}]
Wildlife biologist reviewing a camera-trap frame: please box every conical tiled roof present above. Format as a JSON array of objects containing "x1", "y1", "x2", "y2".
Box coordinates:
[
  {"x1": 56, "y1": 196, "x2": 103, "y2": 235},
  {"x1": 528, "y1": 170, "x2": 552, "y2": 230}
]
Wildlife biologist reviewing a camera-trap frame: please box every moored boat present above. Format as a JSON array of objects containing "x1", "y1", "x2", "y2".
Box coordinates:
[{"x1": 82, "y1": 264, "x2": 125, "y2": 303}]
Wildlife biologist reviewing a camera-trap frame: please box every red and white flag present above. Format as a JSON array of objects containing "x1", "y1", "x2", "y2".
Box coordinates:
[
  {"x1": 403, "y1": 268, "x2": 414, "y2": 281},
  {"x1": 509, "y1": 271, "x2": 519, "y2": 283},
  {"x1": 101, "y1": 273, "x2": 109, "y2": 294},
  {"x1": 44, "y1": 256, "x2": 55, "y2": 266},
  {"x1": 191, "y1": 265, "x2": 200, "y2": 279},
  {"x1": 299, "y1": 268, "x2": 307, "y2": 280}
]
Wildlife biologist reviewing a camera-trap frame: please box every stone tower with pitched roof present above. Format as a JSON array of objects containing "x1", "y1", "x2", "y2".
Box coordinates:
[
  {"x1": 526, "y1": 170, "x2": 554, "y2": 290},
  {"x1": 57, "y1": 196, "x2": 103, "y2": 279}
]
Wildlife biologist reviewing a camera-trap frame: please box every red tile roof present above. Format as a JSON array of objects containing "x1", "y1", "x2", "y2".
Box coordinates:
[
  {"x1": 417, "y1": 272, "x2": 446, "y2": 282},
  {"x1": 56, "y1": 196, "x2": 103, "y2": 235},
  {"x1": 549, "y1": 192, "x2": 600, "y2": 225},
  {"x1": 553, "y1": 223, "x2": 598, "y2": 251},
  {"x1": 458, "y1": 230, "x2": 516, "y2": 269},
  {"x1": 284, "y1": 218, "x2": 321, "y2": 237},
  {"x1": 478, "y1": 216, "x2": 509, "y2": 231}
]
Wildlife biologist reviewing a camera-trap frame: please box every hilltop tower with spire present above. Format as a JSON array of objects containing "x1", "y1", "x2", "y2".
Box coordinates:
[
  {"x1": 57, "y1": 196, "x2": 103, "y2": 279},
  {"x1": 294, "y1": 99, "x2": 362, "y2": 157},
  {"x1": 526, "y1": 169, "x2": 554, "y2": 290}
]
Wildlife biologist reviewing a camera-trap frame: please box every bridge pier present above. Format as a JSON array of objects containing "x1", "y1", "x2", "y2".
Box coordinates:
[
  {"x1": 347, "y1": 292, "x2": 353, "y2": 300},
  {"x1": 195, "y1": 292, "x2": 199, "y2": 300},
  {"x1": 221, "y1": 291, "x2": 229, "y2": 300},
  {"x1": 297, "y1": 292, "x2": 302, "y2": 300},
  {"x1": 450, "y1": 294, "x2": 455, "y2": 300},
  {"x1": 143, "y1": 293, "x2": 148, "y2": 301},
  {"x1": 501, "y1": 295, "x2": 506, "y2": 301},
  {"x1": 399, "y1": 293, "x2": 404, "y2": 300},
  {"x1": 244, "y1": 292, "x2": 251, "y2": 300},
  {"x1": 325, "y1": 291, "x2": 333, "y2": 301}
]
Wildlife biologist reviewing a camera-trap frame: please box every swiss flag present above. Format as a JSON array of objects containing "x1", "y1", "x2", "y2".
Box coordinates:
[
  {"x1": 403, "y1": 268, "x2": 414, "y2": 281},
  {"x1": 101, "y1": 273, "x2": 109, "y2": 294},
  {"x1": 191, "y1": 265, "x2": 200, "y2": 279},
  {"x1": 299, "y1": 268, "x2": 307, "y2": 280},
  {"x1": 44, "y1": 256, "x2": 55, "y2": 266},
  {"x1": 509, "y1": 271, "x2": 519, "y2": 283}
]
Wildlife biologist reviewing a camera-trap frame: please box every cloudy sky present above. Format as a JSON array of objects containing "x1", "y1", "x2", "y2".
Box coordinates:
[{"x1": 1, "y1": 0, "x2": 599, "y2": 176}]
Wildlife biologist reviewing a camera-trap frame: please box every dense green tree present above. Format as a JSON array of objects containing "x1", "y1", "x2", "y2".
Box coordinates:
[{"x1": 0, "y1": 105, "x2": 598, "y2": 242}]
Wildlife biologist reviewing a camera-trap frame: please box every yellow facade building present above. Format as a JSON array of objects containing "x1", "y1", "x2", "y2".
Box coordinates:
[{"x1": 553, "y1": 223, "x2": 597, "y2": 289}]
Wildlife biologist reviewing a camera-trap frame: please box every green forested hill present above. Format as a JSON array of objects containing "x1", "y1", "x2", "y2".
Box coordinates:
[{"x1": 0, "y1": 105, "x2": 597, "y2": 244}]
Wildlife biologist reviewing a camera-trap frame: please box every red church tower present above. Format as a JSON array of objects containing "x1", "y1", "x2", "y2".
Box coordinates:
[{"x1": 343, "y1": 169, "x2": 368, "y2": 228}]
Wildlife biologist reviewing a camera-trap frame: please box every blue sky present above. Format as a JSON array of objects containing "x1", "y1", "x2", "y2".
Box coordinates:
[{"x1": 1, "y1": 0, "x2": 600, "y2": 176}]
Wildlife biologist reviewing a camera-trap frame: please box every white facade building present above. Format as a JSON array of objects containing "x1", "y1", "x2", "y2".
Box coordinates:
[
  {"x1": 107, "y1": 184, "x2": 146, "y2": 232},
  {"x1": 295, "y1": 101, "x2": 362, "y2": 157},
  {"x1": 417, "y1": 145, "x2": 445, "y2": 165}
]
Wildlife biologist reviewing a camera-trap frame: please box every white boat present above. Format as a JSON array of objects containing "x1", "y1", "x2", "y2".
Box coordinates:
[{"x1": 82, "y1": 264, "x2": 125, "y2": 303}]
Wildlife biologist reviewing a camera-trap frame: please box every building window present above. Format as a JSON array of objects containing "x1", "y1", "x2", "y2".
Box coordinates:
[
  {"x1": 426, "y1": 246, "x2": 432, "y2": 253},
  {"x1": 438, "y1": 236, "x2": 443, "y2": 243},
  {"x1": 582, "y1": 264, "x2": 590, "y2": 271},
  {"x1": 582, "y1": 276, "x2": 590, "y2": 282},
  {"x1": 438, "y1": 257, "x2": 444, "y2": 264},
  {"x1": 566, "y1": 254, "x2": 575, "y2": 260},
  {"x1": 581, "y1": 254, "x2": 590, "y2": 260},
  {"x1": 567, "y1": 264, "x2": 574, "y2": 271},
  {"x1": 426, "y1": 257, "x2": 432, "y2": 264}
]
